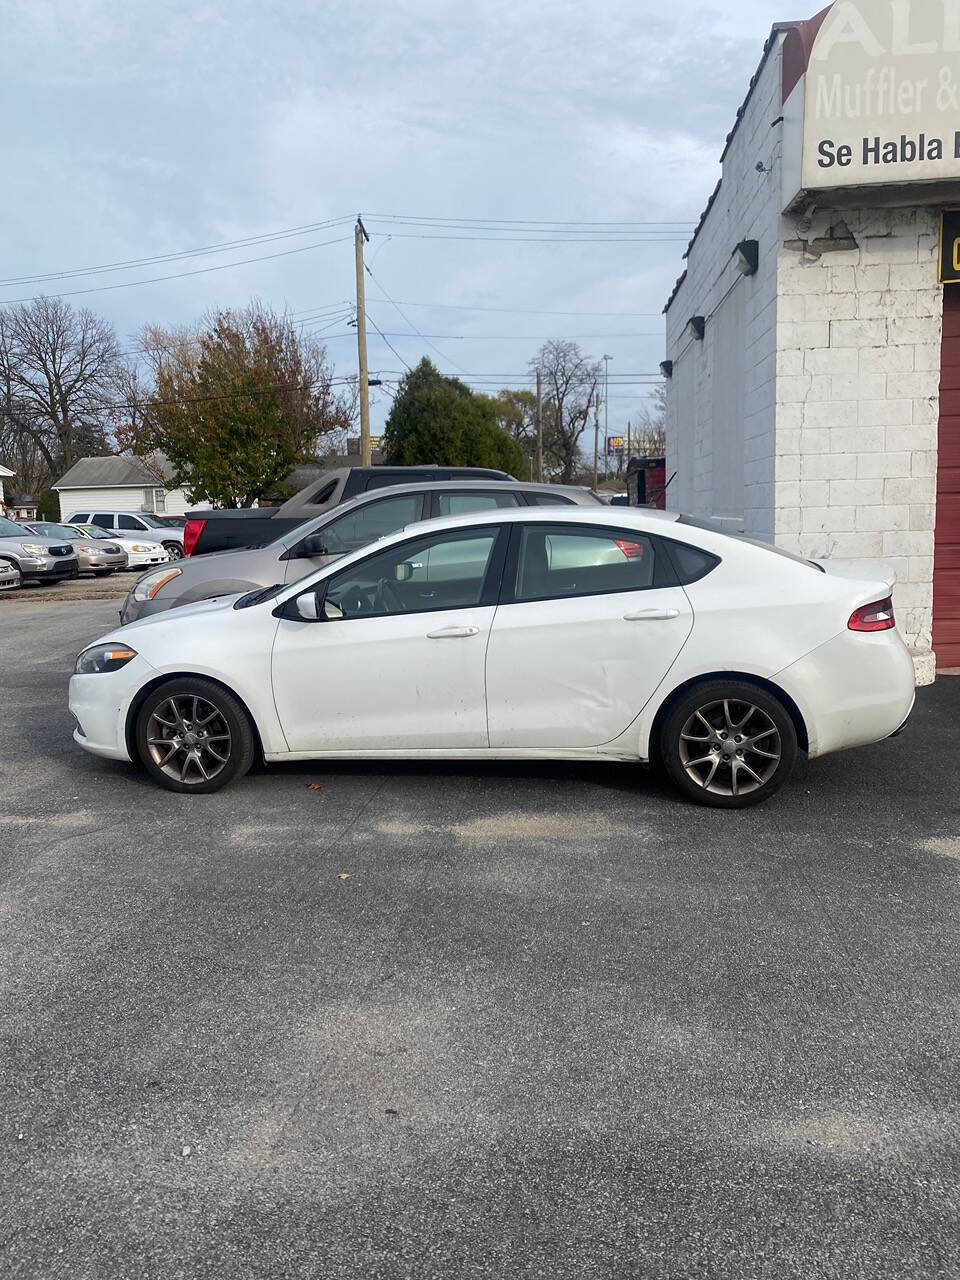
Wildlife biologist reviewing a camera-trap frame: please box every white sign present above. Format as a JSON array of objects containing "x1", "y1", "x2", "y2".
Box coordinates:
[{"x1": 801, "y1": 0, "x2": 960, "y2": 190}]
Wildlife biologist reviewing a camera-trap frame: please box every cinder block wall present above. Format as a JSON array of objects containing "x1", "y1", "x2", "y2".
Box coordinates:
[{"x1": 774, "y1": 206, "x2": 941, "y2": 681}]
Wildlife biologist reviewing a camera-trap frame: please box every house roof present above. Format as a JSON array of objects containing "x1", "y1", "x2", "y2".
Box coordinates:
[
  {"x1": 53, "y1": 454, "x2": 173, "y2": 490},
  {"x1": 0, "y1": 464, "x2": 14, "y2": 478}
]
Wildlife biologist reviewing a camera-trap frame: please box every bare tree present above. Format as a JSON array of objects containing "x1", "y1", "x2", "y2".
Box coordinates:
[
  {"x1": 528, "y1": 340, "x2": 600, "y2": 483},
  {"x1": 632, "y1": 381, "x2": 666, "y2": 457},
  {"x1": 2, "y1": 297, "x2": 120, "y2": 482}
]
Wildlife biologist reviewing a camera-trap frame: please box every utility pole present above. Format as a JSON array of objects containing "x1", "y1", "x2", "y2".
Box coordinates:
[
  {"x1": 535, "y1": 369, "x2": 543, "y2": 483},
  {"x1": 602, "y1": 354, "x2": 612, "y2": 483},
  {"x1": 593, "y1": 395, "x2": 600, "y2": 490},
  {"x1": 354, "y1": 215, "x2": 371, "y2": 465}
]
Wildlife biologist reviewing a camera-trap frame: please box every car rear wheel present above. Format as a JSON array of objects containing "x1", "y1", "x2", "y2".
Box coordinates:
[
  {"x1": 659, "y1": 680, "x2": 798, "y2": 809},
  {"x1": 135, "y1": 677, "x2": 255, "y2": 793},
  {"x1": 164, "y1": 542, "x2": 184, "y2": 560}
]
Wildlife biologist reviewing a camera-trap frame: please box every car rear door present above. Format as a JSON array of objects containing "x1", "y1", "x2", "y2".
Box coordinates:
[{"x1": 484, "y1": 523, "x2": 693, "y2": 749}]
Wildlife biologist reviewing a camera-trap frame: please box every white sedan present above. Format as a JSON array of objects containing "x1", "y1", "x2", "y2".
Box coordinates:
[
  {"x1": 73, "y1": 524, "x2": 168, "y2": 568},
  {"x1": 68, "y1": 507, "x2": 915, "y2": 808}
]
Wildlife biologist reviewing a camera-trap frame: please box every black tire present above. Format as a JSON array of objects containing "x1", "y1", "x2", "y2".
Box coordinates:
[
  {"x1": 134, "y1": 676, "x2": 256, "y2": 794},
  {"x1": 659, "y1": 680, "x2": 798, "y2": 809},
  {"x1": 93, "y1": 569, "x2": 115, "y2": 578},
  {"x1": 164, "y1": 542, "x2": 184, "y2": 561}
]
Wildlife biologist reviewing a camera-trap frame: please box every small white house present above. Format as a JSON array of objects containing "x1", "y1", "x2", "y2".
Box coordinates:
[
  {"x1": 0, "y1": 463, "x2": 13, "y2": 513},
  {"x1": 52, "y1": 456, "x2": 202, "y2": 521}
]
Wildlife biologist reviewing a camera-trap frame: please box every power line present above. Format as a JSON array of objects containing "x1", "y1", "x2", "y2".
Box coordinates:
[
  {"x1": 0, "y1": 216, "x2": 354, "y2": 288},
  {"x1": 320, "y1": 330, "x2": 664, "y2": 341},
  {"x1": 363, "y1": 264, "x2": 469, "y2": 376},
  {"x1": 0, "y1": 235, "x2": 354, "y2": 306},
  {"x1": 365, "y1": 232, "x2": 691, "y2": 244},
  {"x1": 365, "y1": 213, "x2": 696, "y2": 227},
  {"x1": 366, "y1": 299, "x2": 664, "y2": 318},
  {"x1": 364, "y1": 313, "x2": 412, "y2": 372}
]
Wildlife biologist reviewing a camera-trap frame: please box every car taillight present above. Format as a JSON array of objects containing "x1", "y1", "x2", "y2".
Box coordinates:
[
  {"x1": 848, "y1": 597, "x2": 895, "y2": 632},
  {"x1": 614, "y1": 538, "x2": 645, "y2": 559},
  {"x1": 183, "y1": 518, "x2": 206, "y2": 556}
]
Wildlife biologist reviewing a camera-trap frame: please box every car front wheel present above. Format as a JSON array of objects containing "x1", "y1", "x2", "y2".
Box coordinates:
[
  {"x1": 134, "y1": 677, "x2": 255, "y2": 793},
  {"x1": 659, "y1": 680, "x2": 798, "y2": 809}
]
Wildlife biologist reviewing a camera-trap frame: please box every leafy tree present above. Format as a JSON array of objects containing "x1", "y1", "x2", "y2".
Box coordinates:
[
  {"x1": 115, "y1": 303, "x2": 353, "y2": 507},
  {"x1": 481, "y1": 388, "x2": 538, "y2": 477},
  {"x1": 383, "y1": 359, "x2": 522, "y2": 475},
  {"x1": 528, "y1": 340, "x2": 600, "y2": 483}
]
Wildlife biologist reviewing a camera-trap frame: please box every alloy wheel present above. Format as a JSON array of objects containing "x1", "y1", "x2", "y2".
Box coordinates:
[
  {"x1": 145, "y1": 694, "x2": 232, "y2": 785},
  {"x1": 678, "y1": 698, "x2": 782, "y2": 798},
  {"x1": 165, "y1": 544, "x2": 184, "y2": 560}
]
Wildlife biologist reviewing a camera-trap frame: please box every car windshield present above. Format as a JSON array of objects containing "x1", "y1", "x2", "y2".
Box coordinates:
[
  {"x1": 677, "y1": 515, "x2": 823, "y2": 570},
  {"x1": 76, "y1": 525, "x2": 114, "y2": 539},
  {"x1": 29, "y1": 522, "x2": 76, "y2": 539},
  {"x1": 135, "y1": 513, "x2": 170, "y2": 529}
]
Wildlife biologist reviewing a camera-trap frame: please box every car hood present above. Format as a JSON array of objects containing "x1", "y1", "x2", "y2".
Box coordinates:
[
  {"x1": 0, "y1": 532, "x2": 75, "y2": 550},
  {"x1": 119, "y1": 592, "x2": 244, "y2": 636}
]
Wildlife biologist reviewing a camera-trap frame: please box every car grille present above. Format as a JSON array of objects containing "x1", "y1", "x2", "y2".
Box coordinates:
[
  {"x1": 50, "y1": 545, "x2": 72, "y2": 557},
  {"x1": 104, "y1": 544, "x2": 122, "y2": 554}
]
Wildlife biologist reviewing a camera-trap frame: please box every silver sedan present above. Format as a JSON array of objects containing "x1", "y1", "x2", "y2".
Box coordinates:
[{"x1": 25, "y1": 522, "x2": 128, "y2": 577}]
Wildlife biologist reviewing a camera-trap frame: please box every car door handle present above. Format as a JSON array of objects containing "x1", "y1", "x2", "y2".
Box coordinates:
[
  {"x1": 623, "y1": 608, "x2": 681, "y2": 621},
  {"x1": 426, "y1": 626, "x2": 480, "y2": 639}
]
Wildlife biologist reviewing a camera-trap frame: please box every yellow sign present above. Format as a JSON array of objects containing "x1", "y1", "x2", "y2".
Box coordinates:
[{"x1": 939, "y1": 211, "x2": 960, "y2": 283}]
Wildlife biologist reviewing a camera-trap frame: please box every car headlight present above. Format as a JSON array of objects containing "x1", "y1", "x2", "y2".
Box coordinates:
[
  {"x1": 75, "y1": 644, "x2": 138, "y2": 675},
  {"x1": 133, "y1": 566, "x2": 182, "y2": 602},
  {"x1": 19, "y1": 542, "x2": 48, "y2": 556},
  {"x1": 128, "y1": 543, "x2": 150, "y2": 553}
]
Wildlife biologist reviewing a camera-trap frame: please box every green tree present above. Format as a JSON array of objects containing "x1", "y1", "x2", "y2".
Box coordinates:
[
  {"x1": 382, "y1": 359, "x2": 522, "y2": 475},
  {"x1": 117, "y1": 303, "x2": 353, "y2": 507}
]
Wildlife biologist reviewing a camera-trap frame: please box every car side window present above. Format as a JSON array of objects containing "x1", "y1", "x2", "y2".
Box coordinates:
[
  {"x1": 663, "y1": 539, "x2": 720, "y2": 585},
  {"x1": 526, "y1": 492, "x2": 576, "y2": 506},
  {"x1": 434, "y1": 491, "x2": 520, "y2": 516},
  {"x1": 118, "y1": 514, "x2": 143, "y2": 530},
  {"x1": 514, "y1": 525, "x2": 661, "y2": 602},
  {"x1": 92, "y1": 513, "x2": 113, "y2": 528},
  {"x1": 320, "y1": 529, "x2": 500, "y2": 620},
  {"x1": 318, "y1": 493, "x2": 424, "y2": 555}
]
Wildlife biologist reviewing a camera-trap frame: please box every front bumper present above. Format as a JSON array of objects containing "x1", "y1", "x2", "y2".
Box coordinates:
[
  {"x1": 69, "y1": 655, "x2": 157, "y2": 762},
  {"x1": 124, "y1": 549, "x2": 168, "y2": 568},
  {"x1": 21, "y1": 556, "x2": 79, "y2": 581},
  {"x1": 79, "y1": 551, "x2": 127, "y2": 572}
]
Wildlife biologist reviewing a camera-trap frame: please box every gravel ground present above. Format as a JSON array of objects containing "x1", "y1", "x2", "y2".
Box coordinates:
[
  {"x1": 0, "y1": 574, "x2": 131, "y2": 604},
  {"x1": 1, "y1": 600, "x2": 959, "y2": 1280}
]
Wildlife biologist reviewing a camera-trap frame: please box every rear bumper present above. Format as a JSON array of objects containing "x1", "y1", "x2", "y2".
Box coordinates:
[{"x1": 776, "y1": 629, "x2": 916, "y2": 759}]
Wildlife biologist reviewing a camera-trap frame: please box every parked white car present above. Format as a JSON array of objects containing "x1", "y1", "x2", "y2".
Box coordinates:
[
  {"x1": 66, "y1": 510, "x2": 184, "y2": 560},
  {"x1": 72, "y1": 524, "x2": 168, "y2": 569},
  {"x1": 69, "y1": 507, "x2": 915, "y2": 808}
]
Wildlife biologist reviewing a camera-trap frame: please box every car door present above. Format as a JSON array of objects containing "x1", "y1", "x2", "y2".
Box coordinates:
[
  {"x1": 271, "y1": 524, "x2": 508, "y2": 752},
  {"x1": 280, "y1": 491, "x2": 427, "y2": 582},
  {"x1": 117, "y1": 514, "x2": 147, "y2": 533},
  {"x1": 485, "y1": 523, "x2": 694, "y2": 749}
]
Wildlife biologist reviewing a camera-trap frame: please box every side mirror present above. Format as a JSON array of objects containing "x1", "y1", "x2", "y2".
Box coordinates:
[
  {"x1": 394, "y1": 562, "x2": 413, "y2": 582},
  {"x1": 295, "y1": 593, "x2": 320, "y2": 622}
]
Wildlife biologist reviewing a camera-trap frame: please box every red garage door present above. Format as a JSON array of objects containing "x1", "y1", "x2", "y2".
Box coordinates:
[{"x1": 935, "y1": 286, "x2": 960, "y2": 667}]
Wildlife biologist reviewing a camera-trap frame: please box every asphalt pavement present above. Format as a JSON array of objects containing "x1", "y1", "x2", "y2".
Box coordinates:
[{"x1": 1, "y1": 600, "x2": 959, "y2": 1279}]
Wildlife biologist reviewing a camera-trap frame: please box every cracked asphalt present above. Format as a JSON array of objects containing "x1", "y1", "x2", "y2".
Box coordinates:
[{"x1": 1, "y1": 600, "x2": 959, "y2": 1279}]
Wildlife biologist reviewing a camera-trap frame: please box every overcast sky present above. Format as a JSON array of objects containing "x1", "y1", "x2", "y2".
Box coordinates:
[{"x1": 2, "y1": 0, "x2": 788, "y2": 435}]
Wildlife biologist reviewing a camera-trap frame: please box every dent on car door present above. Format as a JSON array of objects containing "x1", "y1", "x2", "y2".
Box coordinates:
[{"x1": 484, "y1": 524, "x2": 694, "y2": 749}]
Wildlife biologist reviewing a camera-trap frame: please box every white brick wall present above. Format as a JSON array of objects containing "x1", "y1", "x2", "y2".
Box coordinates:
[{"x1": 774, "y1": 205, "x2": 941, "y2": 674}]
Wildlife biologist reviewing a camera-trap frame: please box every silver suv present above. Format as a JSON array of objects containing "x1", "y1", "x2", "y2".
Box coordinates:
[
  {"x1": 66, "y1": 510, "x2": 185, "y2": 560},
  {"x1": 0, "y1": 516, "x2": 79, "y2": 586},
  {"x1": 120, "y1": 480, "x2": 604, "y2": 623}
]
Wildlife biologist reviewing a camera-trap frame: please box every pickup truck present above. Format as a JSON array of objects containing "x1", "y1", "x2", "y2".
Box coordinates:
[{"x1": 182, "y1": 465, "x2": 515, "y2": 556}]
